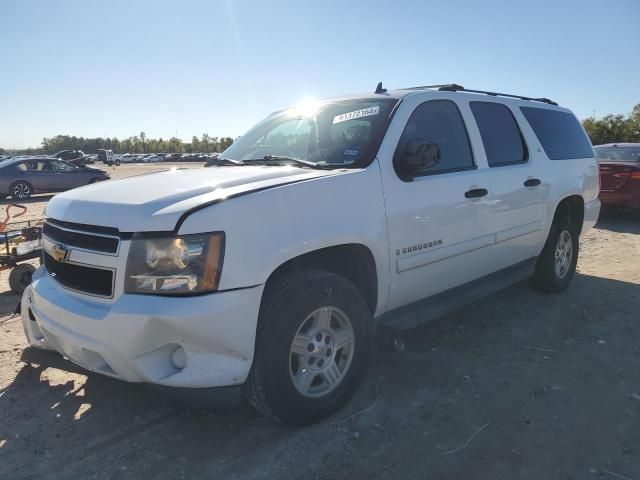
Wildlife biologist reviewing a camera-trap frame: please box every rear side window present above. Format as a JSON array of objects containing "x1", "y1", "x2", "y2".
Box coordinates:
[
  {"x1": 470, "y1": 102, "x2": 527, "y2": 166},
  {"x1": 395, "y1": 100, "x2": 474, "y2": 177},
  {"x1": 595, "y1": 146, "x2": 640, "y2": 162},
  {"x1": 520, "y1": 107, "x2": 593, "y2": 160}
]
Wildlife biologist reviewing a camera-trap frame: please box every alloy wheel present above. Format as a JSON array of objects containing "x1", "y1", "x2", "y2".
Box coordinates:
[
  {"x1": 289, "y1": 306, "x2": 355, "y2": 398},
  {"x1": 554, "y1": 230, "x2": 573, "y2": 279},
  {"x1": 13, "y1": 183, "x2": 30, "y2": 199}
]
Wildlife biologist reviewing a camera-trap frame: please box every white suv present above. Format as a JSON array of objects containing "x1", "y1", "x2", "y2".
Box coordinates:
[{"x1": 22, "y1": 84, "x2": 600, "y2": 425}]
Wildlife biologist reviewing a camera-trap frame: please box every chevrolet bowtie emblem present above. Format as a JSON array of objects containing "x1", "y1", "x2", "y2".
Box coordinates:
[{"x1": 49, "y1": 243, "x2": 70, "y2": 262}]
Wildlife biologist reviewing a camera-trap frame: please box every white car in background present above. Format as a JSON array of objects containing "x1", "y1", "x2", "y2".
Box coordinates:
[{"x1": 22, "y1": 83, "x2": 600, "y2": 425}]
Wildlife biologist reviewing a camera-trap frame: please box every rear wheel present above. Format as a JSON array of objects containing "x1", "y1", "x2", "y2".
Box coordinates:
[
  {"x1": 246, "y1": 270, "x2": 371, "y2": 425},
  {"x1": 530, "y1": 217, "x2": 579, "y2": 293},
  {"x1": 9, "y1": 263, "x2": 36, "y2": 294},
  {"x1": 10, "y1": 181, "x2": 32, "y2": 200}
]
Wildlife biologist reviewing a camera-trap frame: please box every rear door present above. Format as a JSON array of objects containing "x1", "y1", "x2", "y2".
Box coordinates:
[
  {"x1": 23, "y1": 160, "x2": 53, "y2": 192},
  {"x1": 378, "y1": 96, "x2": 494, "y2": 310},
  {"x1": 468, "y1": 101, "x2": 546, "y2": 272}
]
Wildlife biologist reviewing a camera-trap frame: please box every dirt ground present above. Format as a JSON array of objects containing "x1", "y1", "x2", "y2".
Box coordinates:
[{"x1": 0, "y1": 164, "x2": 638, "y2": 479}]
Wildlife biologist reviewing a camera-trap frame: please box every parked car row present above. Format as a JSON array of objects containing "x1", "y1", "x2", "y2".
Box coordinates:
[
  {"x1": 0, "y1": 149, "x2": 222, "y2": 200},
  {"x1": 115, "y1": 152, "x2": 219, "y2": 163}
]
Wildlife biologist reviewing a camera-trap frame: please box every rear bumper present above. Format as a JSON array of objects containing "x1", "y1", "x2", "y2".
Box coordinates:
[
  {"x1": 599, "y1": 191, "x2": 640, "y2": 209},
  {"x1": 22, "y1": 267, "x2": 264, "y2": 389},
  {"x1": 582, "y1": 198, "x2": 601, "y2": 236}
]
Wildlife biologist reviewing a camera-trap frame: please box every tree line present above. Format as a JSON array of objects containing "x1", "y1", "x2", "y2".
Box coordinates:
[
  {"x1": 582, "y1": 102, "x2": 640, "y2": 146},
  {"x1": 1, "y1": 132, "x2": 235, "y2": 155}
]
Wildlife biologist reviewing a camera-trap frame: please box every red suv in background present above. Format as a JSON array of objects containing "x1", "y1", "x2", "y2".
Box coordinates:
[{"x1": 595, "y1": 143, "x2": 640, "y2": 210}]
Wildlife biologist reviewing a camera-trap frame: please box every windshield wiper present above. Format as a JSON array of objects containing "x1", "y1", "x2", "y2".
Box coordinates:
[
  {"x1": 208, "y1": 157, "x2": 244, "y2": 166},
  {"x1": 243, "y1": 155, "x2": 325, "y2": 169}
]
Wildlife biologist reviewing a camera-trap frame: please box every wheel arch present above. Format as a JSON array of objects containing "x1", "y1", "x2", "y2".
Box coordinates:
[
  {"x1": 263, "y1": 243, "x2": 379, "y2": 315},
  {"x1": 552, "y1": 194, "x2": 585, "y2": 235}
]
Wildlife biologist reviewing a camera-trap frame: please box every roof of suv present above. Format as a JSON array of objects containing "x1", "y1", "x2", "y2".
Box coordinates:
[{"x1": 317, "y1": 83, "x2": 564, "y2": 110}]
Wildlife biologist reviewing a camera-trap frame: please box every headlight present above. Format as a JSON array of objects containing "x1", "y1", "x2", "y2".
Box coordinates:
[{"x1": 125, "y1": 232, "x2": 225, "y2": 295}]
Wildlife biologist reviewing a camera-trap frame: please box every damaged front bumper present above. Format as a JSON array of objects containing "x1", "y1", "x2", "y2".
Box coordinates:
[{"x1": 22, "y1": 267, "x2": 263, "y2": 389}]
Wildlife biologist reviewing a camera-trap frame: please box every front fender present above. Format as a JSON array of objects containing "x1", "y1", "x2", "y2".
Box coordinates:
[{"x1": 178, "y1": 165, "x2": 391, "y2": 316}]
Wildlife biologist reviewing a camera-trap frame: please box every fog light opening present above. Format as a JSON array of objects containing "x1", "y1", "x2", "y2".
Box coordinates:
[{"x1": 170, "y1": 346, "x2": 187, "y2": 370}]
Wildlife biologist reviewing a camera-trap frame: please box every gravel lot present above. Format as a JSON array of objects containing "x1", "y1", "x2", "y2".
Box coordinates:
[{"x1": 0, "y1": 164, "x2": 638, "y2": 479}]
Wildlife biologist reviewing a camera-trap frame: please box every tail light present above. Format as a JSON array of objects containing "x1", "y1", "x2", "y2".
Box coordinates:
[{"x1": 630, "y1": 171, "x2": 640, "y2": 180}]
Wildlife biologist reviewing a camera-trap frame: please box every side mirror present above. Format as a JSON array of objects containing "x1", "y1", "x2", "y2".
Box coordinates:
[{"x1": 396, "y1": 139, "x2": 441, "y2": 177}]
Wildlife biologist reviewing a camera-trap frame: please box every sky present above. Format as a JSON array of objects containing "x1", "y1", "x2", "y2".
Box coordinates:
[{"x1": 1, "y1": 0, "x2": 638, "y2": 149}]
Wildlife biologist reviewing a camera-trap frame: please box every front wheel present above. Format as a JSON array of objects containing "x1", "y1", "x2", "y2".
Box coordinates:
[
  {"x1": 530, "y1": 218, "x2": 579, "y2": 293},
  {"x1": 246, "y1": 270, "x2": 371, "y2": 426},
  {"x1": 10, "y1": 181, "x2": 32, "y2": 200}
]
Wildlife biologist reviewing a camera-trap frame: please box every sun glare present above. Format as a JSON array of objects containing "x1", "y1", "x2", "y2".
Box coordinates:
[{"x1": 290, "y1": 97, "x2": 321, "y2": 117}]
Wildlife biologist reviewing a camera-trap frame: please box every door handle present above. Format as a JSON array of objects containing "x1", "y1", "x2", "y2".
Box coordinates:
[
  {"x1": 524, "y1": 178, "x2": 541, "y2": 187},
  {"x1": 465, "y1": 188, "x2": 488, "y2": 198}
]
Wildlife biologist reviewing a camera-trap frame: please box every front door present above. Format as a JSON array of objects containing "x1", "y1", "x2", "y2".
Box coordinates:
[
  {"x1": 47, "y1": 160, "x2": 84, "y2": 190},
  {"x1": 378, "y1": 97, "x2": 494, "y2": 311}
]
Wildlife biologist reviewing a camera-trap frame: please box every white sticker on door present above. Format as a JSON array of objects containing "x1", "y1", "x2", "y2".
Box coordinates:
[{"x1": 332, "y1": 106, "x2": 379, "y2": 124}]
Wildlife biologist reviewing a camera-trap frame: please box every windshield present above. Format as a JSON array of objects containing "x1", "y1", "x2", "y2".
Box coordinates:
[
  {"x1": 221, "y1": 98, "x2": 397, "y2": 167},
  {"x1": 595, "y1": 146, "x2": 640, "y2": 162}
]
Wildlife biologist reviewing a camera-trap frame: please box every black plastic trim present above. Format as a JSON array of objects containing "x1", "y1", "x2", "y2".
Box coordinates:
[
  {"x1": 46, "y1": 217, "x2": 119, "y2": 236},
  {"x1": 378, "y1": 257, "x2": 537, "y2": 329}
]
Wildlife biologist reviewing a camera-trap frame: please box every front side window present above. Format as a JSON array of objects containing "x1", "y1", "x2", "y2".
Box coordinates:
[
  {"x1": 470, "y1": 102, "x2": 527, "y2": 166},
  {"x1": 221, "y1": 98, "x2": 397, "y2": 167},
  {"x1": 394, "y1": 100, "x2": 474, "y2": 177},
  {"x1": 520, "y1": 107, "x2": 593, "y2": 160}
]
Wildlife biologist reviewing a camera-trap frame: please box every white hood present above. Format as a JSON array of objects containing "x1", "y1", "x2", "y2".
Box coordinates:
[{"x1": 45, "y1": 166, "x2": 336, "y2": 232}]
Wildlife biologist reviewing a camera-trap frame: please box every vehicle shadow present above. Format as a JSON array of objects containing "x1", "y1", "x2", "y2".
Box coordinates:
[
  {"x1": 595, "y1": 207, "x2": 640, "y2": 234},
  {"x1": 1, "y1": 272, "x2": 639, "y2": 479},
  {"x1": 0, "y1": 194, "x2": 54, "y2": 205},
  {"x1": 0, "y1": 291, "x2": 21, "y2": 320}
]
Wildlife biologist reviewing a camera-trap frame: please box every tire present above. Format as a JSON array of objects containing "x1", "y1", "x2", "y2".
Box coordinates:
[
  {"x1": 10, "y1": 181, "x2": 32, "y2": 200},
  {"x1": 245, "y1": 270, "x2": 371, "y2": 426},
  {"x1": 115, "y1": 159, "x2": 121, "y2": 166},
  {"x1": 9, "y1": 263, "x2": 36, "y2": 294},
  {"x1": 530, "y1": 216, "x2": 579, "y2": 293}
]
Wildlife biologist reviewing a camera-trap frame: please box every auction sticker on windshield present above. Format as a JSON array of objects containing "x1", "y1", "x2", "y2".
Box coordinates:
[{"x1": 333, "y1": 106, "x2": 379, "y2": 124}]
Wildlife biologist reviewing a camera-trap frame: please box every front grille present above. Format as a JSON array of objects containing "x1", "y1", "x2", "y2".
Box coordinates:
[
  {"x1": 43, "y1": 222, "x2": 119, "y2": 254},
  {"x1": 43, "y1": 252, "x2": 114, "y2": 297}
]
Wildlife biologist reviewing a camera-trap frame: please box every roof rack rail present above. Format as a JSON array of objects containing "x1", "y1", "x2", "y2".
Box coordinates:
[{"x1": 399, "y1": 84, "x2": 557, "y2": 106}]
